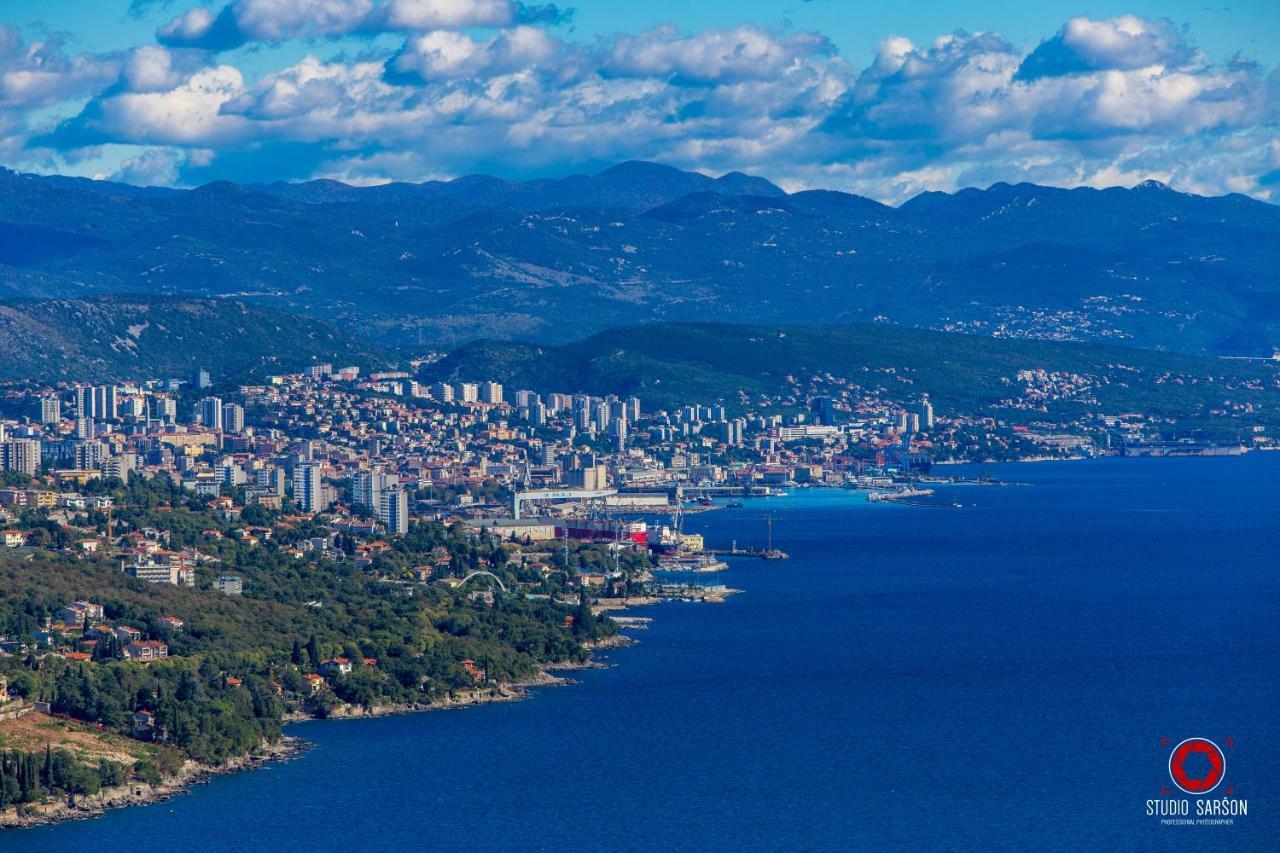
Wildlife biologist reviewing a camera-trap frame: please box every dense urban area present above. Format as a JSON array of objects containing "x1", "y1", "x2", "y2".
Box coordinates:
[{"x1": 0, "y1": 350, "x2": 1275, "y2": 824}]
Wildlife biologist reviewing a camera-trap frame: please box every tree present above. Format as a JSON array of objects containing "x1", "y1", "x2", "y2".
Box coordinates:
[{"x1": 305, "y1": 634, "x2": 321, "y2": 669}]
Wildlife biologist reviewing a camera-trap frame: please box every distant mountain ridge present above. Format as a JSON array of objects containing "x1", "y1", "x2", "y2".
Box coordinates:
[
  {"x1": 246, "y1": 161, "x2": 787, "y2": 210},
  {"x1": 0, "y1": 162, "x2": 1276, "y2": 355},
  {"x1": 420, "y1": 322, "x2": 1280, "y2": 431}
]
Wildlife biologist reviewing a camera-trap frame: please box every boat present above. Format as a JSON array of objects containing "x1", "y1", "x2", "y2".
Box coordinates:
[
  {"x1": 725, "y1": 501, "x2": 743, "y2": 509},
  {"x1": 761, "y1": 514, "x2": 789, "y2": 559}
]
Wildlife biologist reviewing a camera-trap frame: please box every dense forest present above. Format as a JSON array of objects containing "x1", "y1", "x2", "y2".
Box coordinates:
[
  {"x1": 0, "y1": 747, "x2": 134, "y2": 810},
  {"x1": 0, "y1": 474, "x2": 641, "y2": 779}
]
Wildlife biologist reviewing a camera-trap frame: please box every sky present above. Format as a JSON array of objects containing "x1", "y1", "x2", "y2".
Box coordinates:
[{"x1": 0, "y1": 0, "x2": 1277, "y2": 201}]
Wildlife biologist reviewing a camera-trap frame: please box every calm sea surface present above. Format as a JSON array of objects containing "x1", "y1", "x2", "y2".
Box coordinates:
[{"x1": 6, "y1": 456, "x2": 1279, "y2": 851}]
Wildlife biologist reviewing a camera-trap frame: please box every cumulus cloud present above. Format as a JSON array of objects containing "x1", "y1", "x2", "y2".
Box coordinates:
[
  {"x1": 817, "y1": 23, "x2": 1277, "y2": 200},
  {"x1": 0, "y1": 26, "x2": 120, "y2": 109},
  {"x1": 602, "y1": 25, "x2": 834, "y2": 85},
  {"x1": 386, "y1": 26, "x2": 569, "y2": 83},
  {"x1": 156, "y1": 0, "x2": 563, "y2": 50},
  {"x1": 106, "y1": 145, "x2": 187, "y2": 185},
  {"x1": 11, "y1": 13, "x2": 1279, "y2": 203},
  {"x1": 1016, "y1": 15, "x2": 1200, "y2": 81},
  {"x1": 40, "y1": 64, "x2": 250, "y2": 149}
]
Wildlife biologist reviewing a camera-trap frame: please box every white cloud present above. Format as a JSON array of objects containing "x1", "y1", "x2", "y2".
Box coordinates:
[
  {"x1": 61, "y1": 65, "x2": 250, "y2": 147},
  {"x1": 371, "y1": 0, "x2": 518, "y2": 31},
  {"x1": 388, "y1": 26, "x2": 567, "y2": 82},
  {"x1": 156, "y1": 0, "x2": 533, "y2": 49},
  {"x1": 602, "y1": 25, "x2": 833, "y2": 85},
  {"x1": 123, "y1": 45, "x2": 184, "y2": 92},
  {"x1": 0, "y1": 26, "x2": 120, "y2": 109},
  {"x1": 1016, "y1": 15, "x2": 1201, "y2": 80},
  {"x1": 105, "y1": 145, "x2": 186, "y2": 184},
  {"x1": 14, "y1": 13, "x2": 1278, "y2": 203}
]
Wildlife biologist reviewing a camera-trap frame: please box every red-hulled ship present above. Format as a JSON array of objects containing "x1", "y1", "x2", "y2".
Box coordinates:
[{"x1": 555, "y1": 519, "x2": 649, "y2": 543}]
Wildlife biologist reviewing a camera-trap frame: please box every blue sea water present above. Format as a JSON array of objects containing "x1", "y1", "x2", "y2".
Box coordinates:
[{"x1": 5, "y1": 456, "x2": 1279, "y2": 851}]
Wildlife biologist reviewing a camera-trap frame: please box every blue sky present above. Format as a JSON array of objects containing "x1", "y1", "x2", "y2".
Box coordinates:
[{"x1": 1, "y1": 0, "x2": 1277, "y2": 200}]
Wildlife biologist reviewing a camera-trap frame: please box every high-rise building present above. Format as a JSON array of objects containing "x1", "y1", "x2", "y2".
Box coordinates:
[
  {"x1": 429, "y1": 382, "x2": 454, "y2": 403},
  {"x1": 715, "y1": 420, "x2": 744, "y2": 446},
  {"x1": 155, "y1": 397, "x2": 178, "y2": 423},
  {"x1": 0, "y1": 439, "x2": 41, "y2": 475},
  {"x1": 198, "y1": 397, "x2": 224, "y2": 430},
  {"x1": 93, "y1": 385, "x2": 118, "y2": 421},
  {"x1": 102, "y1": 453, "x2": 136, "y2": 481},
  {"x1": 222, "y1": 402, "x2": 245, "y2": 433},
  {"x1": 479, "y1": 382, "x2": 503, "y2": 405},
  {"x1": 73, "y1": 440, "x2": 107, "y2": 471},
  {"x1": 219, "y1": 459, "x2": 247, "y2": 486},
  {"x1": 292, "y1": 463, "x2": 324, "y2": 513},
  {"x1": 38, "y1": 396, "x2": 61, "y2": 424},
  {"x1": 74, "y1": 386, "x2": 94, "y2": 420},
  {"x1": 919, "y1": 396, "x2": 935, "y2": 431},
  {"x1": 379, "y1": 487, "x2": 410, "y2": 535},
  {"x1": 353, "y1": 467, "x2": 395, "y2": 511},
  {"x1": 74, "y1": 417, "x2": 94, "y2": 440},
  {"x1": 810, "y1": 396, "x2": 837, "y2": 426},
  {"x1": 455, "y1": 382, "x2": 479, "y2": 402},
  {"x1": 255, "y1": 466, "x2": 287, "y2": 496},
  {"x1": 193, "y1": 368, "x2": 212, "y2": 390},
  {"x1": 121, "y1": 396, "x2": 146, "y2": 419},
  {"x1": 626, "y1": 396, "x2": 641, "y2": 422}
]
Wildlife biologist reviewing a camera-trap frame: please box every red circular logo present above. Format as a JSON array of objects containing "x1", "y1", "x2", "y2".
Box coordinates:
[{"x1": 1169, "y1": 738, "x2": 1226, "y2": 794}]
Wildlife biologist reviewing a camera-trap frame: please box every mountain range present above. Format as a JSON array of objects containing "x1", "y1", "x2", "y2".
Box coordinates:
[{"x1": 0, "y1": 161, "x2": 1276, "y2": 355}]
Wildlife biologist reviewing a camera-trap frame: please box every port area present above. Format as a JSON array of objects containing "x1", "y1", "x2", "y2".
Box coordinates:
[
  {"x1": 593, "y1": 584, "x2": 741, "y2": 607},
  {"x1": 655, "y1": 553, "x2": 730, "y2": 573},
  {"x1": 704, "y1": 546, "x2": 791, "y2": 560}
]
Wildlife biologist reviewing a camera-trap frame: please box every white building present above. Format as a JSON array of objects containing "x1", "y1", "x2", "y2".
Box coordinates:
[
  {"x1": 293, "y1": 463, "x2": 325, "y2": 513},
  {"x1": 379, "y1": 487, "x2": 410, "y2": 536}
]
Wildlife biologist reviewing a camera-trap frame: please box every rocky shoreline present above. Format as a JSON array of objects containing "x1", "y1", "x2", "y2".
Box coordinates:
[
  {"x1": 0, "y1": 612, "x2": 662, "y2": 832},
  {"x1": 0, "y1": 735, "x2": 306, "y2": 830}
]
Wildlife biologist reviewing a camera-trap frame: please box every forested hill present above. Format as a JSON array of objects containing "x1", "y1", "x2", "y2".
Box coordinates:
[
  {"x1": 419, "y1": 322, "x2": 1280, "y2": 424},
  {"x1": 0, "y1": 296, "x2": 393, "y2": 383},
  {"x1": 1, "y1": 163, "x2": 1277, "y2": 354}
]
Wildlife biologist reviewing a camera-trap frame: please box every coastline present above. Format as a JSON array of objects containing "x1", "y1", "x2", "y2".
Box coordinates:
[
  {"x1": 0, "y1": 733, "x2": 305, "y2": 831},
  {"x1": 0, "y1": 627, "x2": 648, "y2": 832},
  {"x1": 1, "y1": 530, "x2": 747, "y2": 833}
]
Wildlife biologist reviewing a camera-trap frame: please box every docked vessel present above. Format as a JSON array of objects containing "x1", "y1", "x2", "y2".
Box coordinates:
[{"x1": 556, "y1": 519, "x2": 649, "y2": 543}]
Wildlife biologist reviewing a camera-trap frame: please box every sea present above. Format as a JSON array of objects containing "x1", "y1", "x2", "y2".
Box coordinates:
[{"x1": 5, "y1": 456, "x2": 1278, "y2": 851}]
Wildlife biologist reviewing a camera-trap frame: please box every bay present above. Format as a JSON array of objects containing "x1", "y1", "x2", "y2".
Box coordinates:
[{"x1": 6, "y1": 456, "x2": 1278, "y2": 850}]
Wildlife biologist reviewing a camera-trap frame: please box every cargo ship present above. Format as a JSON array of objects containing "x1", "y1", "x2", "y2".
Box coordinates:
[{"x1": 555, "y1": 518, "x2": 649, "y2": 544}]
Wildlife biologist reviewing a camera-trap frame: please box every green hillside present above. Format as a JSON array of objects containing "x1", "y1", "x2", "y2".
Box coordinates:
[
  {"x1": 0, "y1": 295, "x2": 393, "y2": 383},
  {"x1": 422, "y1": 323, "x2": 1280, "y2": 426}
]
